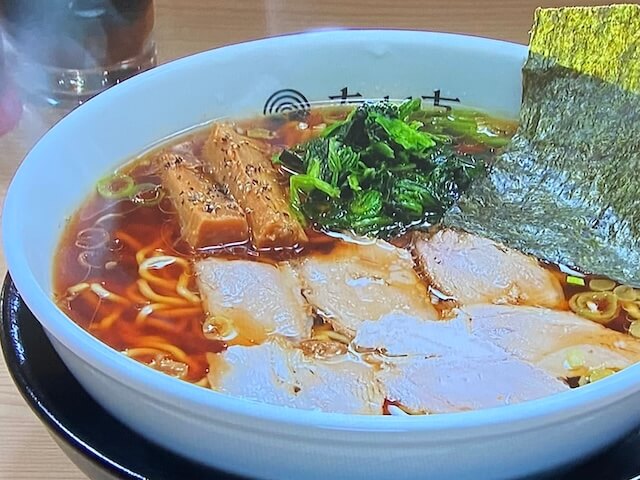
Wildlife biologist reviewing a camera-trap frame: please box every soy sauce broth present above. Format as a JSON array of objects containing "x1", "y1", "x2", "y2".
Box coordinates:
[{"x1": 61, "y1": 103, "x2": 626, "y2": 393}]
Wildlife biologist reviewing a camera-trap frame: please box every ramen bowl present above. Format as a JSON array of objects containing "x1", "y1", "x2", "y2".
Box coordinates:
[{"x1": 4, "y1": 30, "x2": 640, "y2": 480}]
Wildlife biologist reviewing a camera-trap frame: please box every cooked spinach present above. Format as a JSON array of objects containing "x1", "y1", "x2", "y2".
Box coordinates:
[{"x1": 273, "y1": 99, "x2": 489, "y2": 237}]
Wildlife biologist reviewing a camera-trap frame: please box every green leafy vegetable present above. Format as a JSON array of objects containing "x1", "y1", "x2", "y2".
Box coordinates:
[
  {"x1": 350, "y1": 190, "x2": 383, "y2": 217},
  {"x1": 370, "y1": 114, "x2": 436, "y2": 154},
  {"x1": 289, "y1": 158, "x2": 340, "y2": 222},
  {"x1": 274, "y1": 99, "x2": 500, "y2": 236},
  {"x1": 396, "y1": 97, "x2": 422, "y2": 120},
  {"x1": 411, "y1": 109, "x2": 517, "y2": 148}
]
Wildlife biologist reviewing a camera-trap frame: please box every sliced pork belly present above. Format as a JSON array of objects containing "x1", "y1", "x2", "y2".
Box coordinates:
[
  {"x1": 354, "y1": 312, "x2": 567, "y2": 413},
  {"x1": 207, "y1": 338, "x2": 384, "y2": 414},
  {"x1": 203, "y1": 123, "x2": 308, "y2": 249},
  {"x1": 354, "y1": 311, "x2": 494, "y2": 358},
  {"x1": 413, "y1": 229, "x2": 564, "y2": 308},
  {"x1": 379, "y1": 355, "x2": 567, "y2": 414},
  {"x1": 292, "y1": 240, "x2": 438, "y2": 337},
  {"x1": 464, "y1": 304, "x2": 640, "y2": 378},
  {"x1": 195, "y1": 258, "x2": 313, "y2": 344}
]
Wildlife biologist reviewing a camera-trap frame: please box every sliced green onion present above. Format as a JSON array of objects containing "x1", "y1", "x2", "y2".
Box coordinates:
[
  {"x1": 588, "y1": 278, "x2": 616, "y2": 291},
  {"x1": 567, "y1": 276, "x2": 585, "y2": 286},
  {"x1": 629, "y1": 320, "x2": 640, "y2": 338},
  {"x1": 588, "y1": 367, "x2": 616, "y2": 383},
  {"x1": 568, "y1": 291, "x2": 618, "y2": 324},
  {"x1": 97, "y1": 173, "x2": 135, "y2": 199},
  {"x1": 130, "y1": 183, "x2": 163, "y2": 206},
  {"x1": 613, "y1": 284, "x2": 636, "y2": 302},
  {"x1": 622, "y1": 301, "x2": 640, "y2": 320},
  {"x1": 565, "y1": 348, "x2": 585, "y2": 369},
  {"x1": 578, "y1": 367, "x2": 617, "y2": 386}
]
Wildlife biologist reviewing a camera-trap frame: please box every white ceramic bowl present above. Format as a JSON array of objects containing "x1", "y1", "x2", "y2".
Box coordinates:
[{"x1": 5, "y1": 30, "x2": 640, "y2": 480}]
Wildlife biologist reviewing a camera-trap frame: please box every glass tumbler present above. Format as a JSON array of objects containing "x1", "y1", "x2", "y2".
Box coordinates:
[
  {"x1": 0, "y1": 0, "x2": 157, "y2": 107},
  {"x1": 0, "y1": 27, "x2": 21, "y2": 135}
]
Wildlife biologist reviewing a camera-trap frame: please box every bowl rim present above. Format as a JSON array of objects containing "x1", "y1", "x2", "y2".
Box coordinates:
[{"x1": 5, "y1": 28, "x2": 640, "y2": 435}]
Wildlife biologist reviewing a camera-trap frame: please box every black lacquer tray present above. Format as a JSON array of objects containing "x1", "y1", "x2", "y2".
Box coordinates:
[{"x1": 2, "y1": 273, "x2": 640, "y2": 480}]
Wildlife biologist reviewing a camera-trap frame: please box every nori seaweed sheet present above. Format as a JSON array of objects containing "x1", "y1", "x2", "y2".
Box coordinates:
[{"x1": 445, "y1": 6, "x2": 640, "y2": 286}]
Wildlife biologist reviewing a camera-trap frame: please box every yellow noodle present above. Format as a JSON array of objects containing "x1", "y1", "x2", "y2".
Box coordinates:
[
  {"x1": 136, "y1": 335, "x2": 171, "y2": 343},
  {"x1": 125, "y1": 283, "x2": 149, "y2": 304},
  {"x1": 135, "y1": 246, "x2": 152, "y2": 266},
  {"x1": 138, "y1": 255, "x2": 188, "y2": 290},
  {"x1": 138, "y1": 268, "x2": 176, "y2": 290},
  {"x1": 139, "y1": 257, "x2": 199, "y2": 303},
  {"x1": 176, "y1": 273, "x2": 200, "y2": 303},
  {"x1": 154, "y1": 307, "x2": 202, "y2": 318},
  {"x1": 98, "y1": 309, "x2": 123, "y2": 329},
  {"x1": 141, "y1": 255, "x2": 190, "y2": 269},
  {"x1": 135, "y1": 240, "x2": 164, "y2": 266},
  {"x1": 135, "y1": 303, "x2": 171, "y2": 325},
  {"x1": 136, "y1": 279, "x2": 191, "y2": 307},
  {"x1": 90, "y1": 283, "x2": 130, "y2": 306},
  {"x1": 123, "y1": 347, "x2": 167, "y2": 358},
  {"x1": 67, "y1": 282, "x2": 90, "y2": 296},
  {"x1": 136, "y1": 338, "x2": 189, "y2": 362},
  {"x1": 146, "y1": 317, "x2": 186, "y2": 333}
]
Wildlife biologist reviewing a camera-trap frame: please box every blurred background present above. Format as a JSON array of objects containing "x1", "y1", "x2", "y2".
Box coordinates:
[
  {"x1": 0, "y1": 0, "x2": 611, "y2": 119},
  {"x1": 153, "y1": 0, "x2": 608, "y2": 60},
  {"x1": 0, "y1": 0, "x2": 612, "y2": 479}
]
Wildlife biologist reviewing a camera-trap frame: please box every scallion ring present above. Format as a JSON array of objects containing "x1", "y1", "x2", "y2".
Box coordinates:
[
  {"x1": 622, "y1": 301, "x2": 640, "y2": 320},
  {"x1": 130, "y1": 183, "x2": 163, "y2": 206},
  {"x1": 613, "y1": 284, "x2": 636, "y2": 302},
  {"x1": 96, "y1": 173, "x2": 135, "y2": 199},
  {"x1": 568, "y1": 291, "x2": 618, "y2": 324},
  {"x1": 588, "y1": 278, "x2": 616, "y2": 292}
]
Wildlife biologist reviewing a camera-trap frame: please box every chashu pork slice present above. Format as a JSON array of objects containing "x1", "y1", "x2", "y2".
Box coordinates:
[
  {"x1": 292, "y1": 240, "x2": 438, "y2": 337},
  {"x1": 207, "y1": 338, "x2": 384, "y2": 414},
  {"x1": 464, "y1": 304, "x2": 640, "y2": 379},
  {"x1": 354, "y1": 312, "x2": 568, "y2": 414},
  {"x1": 379, "y1": 355, "x2": 567, "y2": 414},
  {"x1": 413, "y1": 229, "x2": 565, "y2": 308},
  {"x1": 353, "y1": 311, "x2": 495, "y2": 358},
  {"x1": 195, "y1": 258, "x2": 313, "y2": 344}
]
